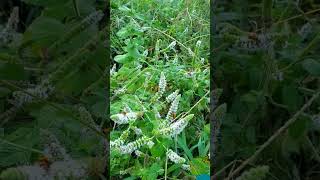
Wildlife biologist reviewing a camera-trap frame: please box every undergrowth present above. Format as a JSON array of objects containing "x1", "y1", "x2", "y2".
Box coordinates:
[
  {"x1": 0, "y1": 0, "x2": 108, "y2": 179},
  {"x1": 110, "y1": 0, "x2": 210, "y2": 179},
  {"x1": 213, "y1": 0, "x2": 320, "y2": 179}
]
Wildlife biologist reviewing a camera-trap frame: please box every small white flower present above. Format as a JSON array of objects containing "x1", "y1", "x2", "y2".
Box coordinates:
[
  {"x1": 110, "y1": 64, "x2": 117, "y2": 76},
  {"x1": 154, "y1": 109, "x2": 161, "y2": 119},
  {"x1": 110, "y1": 139, "x2": 124, "y2": 149},
  {"x1": 164, "y1": 52, "x2": 169, "y2": 61},
  {"x1": 114, "y1": 87, "x2": 126, "y2": 95},
  {"x1": 203, "y1": 68, "x2": 209, "y2": 74},
  {"x1": 200, "y1": 58, "x2": 205, "y2": 64},
  {"x1": 166, "y1": 90, "x2": 179, "y2": 103},
  {"x1": 160, "y1": 114, "x2": 194, "y2": 137},
  {"x1": 167, "y1": 149, "x2": 186, "y2": 164},
  {"x1": 187, "y1": 48, "x2": 194, "y2": 56},
  {"x1": 110, "y1": 112, "x2": 139, "y2": 124},
  {"x1": 120, "y1": 136, "x2": 150, "y2": 154},
  {"x1": 173, "y1": 55, "x2": 179, "y2": 64},
  {"x1": 147, "y1": 141, "x2": 154, "y2": 148},
  {"x1": 182, "y1": 164, "x2": 191, "y2": 171},
  {"x1": 143, "y1": 49, "x2": 148, "y2": 56},
  {"x1": 196, "y1": 40, "x2": 202, "y2": 48},
  {"x1": 155, "y1": 39, "x2": 161, "y2": 53},
  {"x1": 167, "y1": 41, "x2": 176, "y2": 49},
  {"x1": 159, "y1": 72, "x2": 166, "y2": 94},
  {"x1": 166, "y1": 94, "x2": 181, "y2": 121},
  {"x1": 119, "y1": 170, "x2": 127, "y2": 175},
  {"x1": 185, "y1": 71, "x2": 195, "y2": 78},
  {"x1": 133, "y1": 127, "x2": 142, "y2": 135},
  {"x1": 135, "y1": 150, "x2": 143, "y2": 157}
]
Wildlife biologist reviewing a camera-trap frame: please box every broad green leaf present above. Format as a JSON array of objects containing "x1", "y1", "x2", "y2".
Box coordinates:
[
  {"x1": 190, "y1": 157, "x2": 210, "y2": 175},
  {"x1": 302, "y1": 59, "x2": 320, "y2": 76}
]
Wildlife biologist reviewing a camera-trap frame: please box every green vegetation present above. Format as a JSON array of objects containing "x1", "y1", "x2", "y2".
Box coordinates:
[
  {"x1": 213, "y1": 1, "x2": 320, "y2": 179},
  {"x1": 110, "y1": 0, "x2": 210, "y2": 179},
  {"x1": 0, "y1": 0, "x2": 107, "y2": 179}
]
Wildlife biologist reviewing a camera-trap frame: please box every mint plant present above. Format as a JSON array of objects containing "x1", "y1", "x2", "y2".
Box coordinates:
[
  {"x1": 111, "y1": 0, "x2": 210, "y2": 178},
  {"x1": 0, "y1": 1, "x2": 108, "y2": 179}
]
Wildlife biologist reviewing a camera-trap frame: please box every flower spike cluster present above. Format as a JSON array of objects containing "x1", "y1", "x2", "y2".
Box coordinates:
[
  {"x1": 166, "y1": 94, "x2": 181, "y2": 121},
  {"x1": 119, "y1": 136, "x2": 152, "y2": 154},
  {"x1": 167, "y1": 149, "x2": 186, "y2": 164},
  {"x1": 166, "y1": 90, "x2": 179, "y2": 103},
  {"x1": 159, "y1": 114, "x2": 194, "y2": 137},
  {"x1": 159, "y1": 72, "x2": 167, "y2": 95}
]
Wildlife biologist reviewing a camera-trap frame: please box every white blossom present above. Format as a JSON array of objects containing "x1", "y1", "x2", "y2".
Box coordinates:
[
  {"x1": 185, "y1": 71, "x2": 195, "y2": 78},
  {"x1": 110, "y1": 112, "x2": 140, "y2": 124},
  {"x1": 164, "y1": 52, "x2": 169, "y2": 61},
  {"x1": 135, "y1": 150, "x2": 143, "y2": 157},
  {"x1": 160, "y1": 114, "x2": 194, "y2": 137},
  {"x1": 167, "y1": 149, "x2": 186, "y2": 164},
  {"x1": 182, "y1": 164, "x2": 191, "y2": 171},
  {"x1": 173, "y1": 55, "x2": 179, "y2": 64},
  {"x1": 133, "y1": 127, "x2": 142, "y2": 135},
  {"x1": 187, "y1": 48, "x2": 194, "y2": 56},
  {"x1": 154, "y1": 109, "x2": 161, "y2": 119},
  {"x1": 110, "y1": 64, "x2": 117, "y2": 76},
  {"x1": 166, "y1": 94, "x2": 181, "y2": 121},
  {"x1": 159, "y1": 72, "x2": 166, "y2": 94},
  {"x1": 114, "y1": 87, "x2": 126, "y2": 95},
  {"x1": 167, "y1": 41, "x2": 176, "y2": 49},
  {"x1": 166, "y1": 90, "x2": 179, "y2": 103},
  {"x1": 200, "y1": 58, "x2": 205, "y2": 64},
  {"x1": 119, "y1": 136, "x2": 150, "y2": 154},
  {"x1": 196, "y1": 40, "x2": 202, "y2": 48},
  {"x1": 143, "y1": 49, "x2": 148, "y2": 56},
  {"x1": 147, "y1": 141, "x2": 154, "y2": 148},
  {"x1": 110, "y1": 139, "x2": 124, "y2": 149}
]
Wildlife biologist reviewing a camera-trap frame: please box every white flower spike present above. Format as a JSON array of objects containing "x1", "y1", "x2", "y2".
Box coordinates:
[{"x1": 167, "y1": 149, "x2": 186, "y2": 164}]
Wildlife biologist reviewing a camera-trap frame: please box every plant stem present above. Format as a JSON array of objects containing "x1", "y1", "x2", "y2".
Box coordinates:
[
  {"x1": 227, "y1": 90, "x2": 320, "y2": 179},
  {"x1": 0, "y1": 138, "x2": 44, "y2": 154},
  {"x1": 165, "y1": 150, "x2": 168, "y2": 180}
]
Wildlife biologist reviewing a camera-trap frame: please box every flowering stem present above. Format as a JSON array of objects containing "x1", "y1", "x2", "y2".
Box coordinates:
[{"x1": 165, "y1": 149, "x2": 168, "y2": 180}]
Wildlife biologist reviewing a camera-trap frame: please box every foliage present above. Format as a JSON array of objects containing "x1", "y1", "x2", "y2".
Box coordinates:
[
  {"x1": 213, "y1": 0, "x2": 320, "y2": 179},
  {"x1": 0, "y1": 0, "x2": 107, "y2": 179},
  {"x1": 110, "y1": 0, "x2": 210, "y2": 179}
]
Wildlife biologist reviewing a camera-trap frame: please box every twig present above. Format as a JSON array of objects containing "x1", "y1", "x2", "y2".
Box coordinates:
[
  {"x1": 226, "y1": 90, "x2": 320, "y2": 179},
  {"x1": 211, "y1": 160, "x2": 242, "y2": 179}
]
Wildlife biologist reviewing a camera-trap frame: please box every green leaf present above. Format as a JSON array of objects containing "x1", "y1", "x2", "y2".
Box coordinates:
[
  {"x1": 282, "y1": 85, "x2": 302, "y2": 112},
  {"x1": 190, "y1": 157, "x2": 210, "y2": 175},
  {"x1": 114, "y1": 54, "x2": 130, "y2": 64},
  {"x1": 302, "y1": 59, "x2": 320, "y2": 76},
  {"x1": 288, "y1": 116, "x2": 310, "y2": 139},
  {"x1": 0, "y1": 128, "x2": 38, "y2": 167},
  {"x1": 23, "y1": 16, "x2": 65, "y2": 50},
  {"x1": 0, "y1": 62, "x2": 27, "y2": 80}
]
